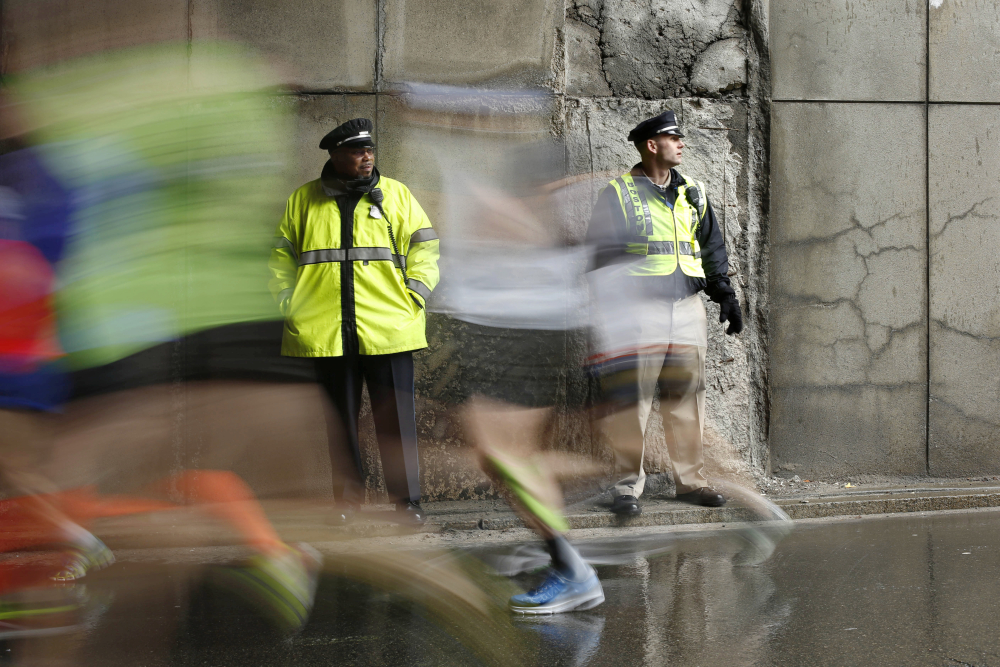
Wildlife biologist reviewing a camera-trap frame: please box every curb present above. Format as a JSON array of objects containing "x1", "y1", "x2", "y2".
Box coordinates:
[
  {"x1": 429, "y1": 491, "x2": 1000, "y2": 534},
  {"x1": 93, "y1": 489, "x2": 1000, "y2": 548}
]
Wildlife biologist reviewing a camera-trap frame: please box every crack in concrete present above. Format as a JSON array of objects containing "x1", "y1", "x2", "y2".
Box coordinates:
[
  {"x1": 932, "y1": 319, "x2": 1000, "y2": 343},
  {"x1": 930, "y1": 395, "x2": 1000, "y2": 432},
  {"x1": 932, "y1": 196, "x2": 996, "y2": 240},
  {"x1": 867, "y1": 321, "x2": 924, "y2": 359},
  {"x1": 777, "y1": 210, "x2": 918, "y2": 250},
  {"x1": 374, "y1": 0, "x2": 386, "y2": 93},
  {"x1": 776, "y1": 294, "x2": 925, "y2": 384}
]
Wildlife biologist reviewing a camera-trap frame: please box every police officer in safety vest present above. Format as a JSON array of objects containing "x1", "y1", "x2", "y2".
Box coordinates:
[
  {"x1": 269, "y1": 118, "x2": 440, "y2": 525},
  {"x1": 586, "y1": 110, "x2": 742, "y2": 514}
]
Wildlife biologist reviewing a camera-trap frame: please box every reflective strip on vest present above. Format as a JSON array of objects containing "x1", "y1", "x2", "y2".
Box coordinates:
[
  {"x1": 299, "y1": 247, "x2": 406, "y2": 268},
  {"x1": 299, "y1": 248, "x2": 345, "y2": 265},
  {"x1": 615, "y1": 176, "x2": 652, "y2": 238},
  {"x1": 648, "y1": 241, "x2": 674, "y2": 255},
  {"x1": 410, "y1": 228, "x2": 439, "y2": 244},
  {"x1": 407, "y1": 278, "x2": 431, "y2": 302}
]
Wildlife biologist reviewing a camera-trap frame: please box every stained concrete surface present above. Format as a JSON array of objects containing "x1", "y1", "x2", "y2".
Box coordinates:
[
  {"x1": 596, "y1": 0, "x2": 746, "y2": 99},
  {"x1": 928, "y1": 104, "x2": 1000, "y2": 475},
  {"x1": 191, "y1": 0, "x2": 377, "y2": 91},
  {"x1": 381, "y1": 0, "x2": 561, "y2": 88},
  {"x1": 770, "y1": 102, "x2": 927, "y2": 477},
  {"x1": 930, "y1": 0, "x2": 1000, "y2": 103},
  {"x1": 770, "y1": 0, "x2": 926, "y2": 101},
  {"x1": 19, "y1": 507, "x2": 1000, "y2": 666}
]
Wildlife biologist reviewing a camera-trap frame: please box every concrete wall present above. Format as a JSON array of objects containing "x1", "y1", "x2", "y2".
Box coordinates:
[
  {"x1": 15, "y1": 0, "x2": 997, "y2": 490},
  {"x1": 3, "y1": 0, "x2": 771, "y2": 500},
  {"x1": 770, "y1": 1, "x2": 1000, "y2": 477}
]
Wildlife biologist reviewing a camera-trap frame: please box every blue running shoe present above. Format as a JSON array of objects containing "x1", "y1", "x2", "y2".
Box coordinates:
[{"x1": 509, "y1": 568, "x2": 604, "y2": 615}]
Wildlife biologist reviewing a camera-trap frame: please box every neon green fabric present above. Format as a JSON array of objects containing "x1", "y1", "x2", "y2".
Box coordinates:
[
  {"x1": 11, "y1": 42, "x2": 292, "y2": 370},
  {"x1": 485, "y1": 455, "x2": 570, "y2": 534},
  {"x1": 268, "y1": 177, "x2": 440, "y2": 357},
  {"x1": 609, "y1": 172, "x2": 707, "y2": 278}
]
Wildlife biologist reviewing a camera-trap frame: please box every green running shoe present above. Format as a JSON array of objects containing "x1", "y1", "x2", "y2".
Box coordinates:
[
  {"x1": 214, "y1": 543, "x2": 322, "y2": 634},
  {"x1": 50, "y1": 534, "x2": 115, "y2": 582}
]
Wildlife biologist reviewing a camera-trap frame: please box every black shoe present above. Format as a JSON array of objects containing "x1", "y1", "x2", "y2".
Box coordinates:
[
  {"x1": 610, "y1": 495, "x2": 641, "y2": 516},
  {"x1": 674, "y1": 487, "x2": 726, "y2": 507},
  {"x1": 394, "y1": 501, "x2": 426, "y2": 526},
  {"x1": 330, "y1": 502, "x2": 358, "y2": 526}
]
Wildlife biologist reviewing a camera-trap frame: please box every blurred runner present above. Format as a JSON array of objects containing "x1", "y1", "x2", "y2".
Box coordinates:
[
  {"x1": 431, "y1": 129, "x2": 603, "y2": 614},
  {"x1": 0, "y1": 105, "x2": 116, "y2": 645},
  {"x1": 3, "y1": 37, "x2": 324, "y2": 636}
]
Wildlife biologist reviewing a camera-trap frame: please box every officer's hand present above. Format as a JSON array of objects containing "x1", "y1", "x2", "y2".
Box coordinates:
[{"x1": 719, "y1": 295, "x2": 743, "y2": 335}]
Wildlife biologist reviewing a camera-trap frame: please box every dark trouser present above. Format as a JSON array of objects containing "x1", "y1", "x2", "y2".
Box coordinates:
[{"x1": 314, "y1": 352, "x2": 420, "y2": 505}]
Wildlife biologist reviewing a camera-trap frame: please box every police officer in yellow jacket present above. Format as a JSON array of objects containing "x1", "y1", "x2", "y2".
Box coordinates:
[
  {"x1": 269, "y1": 118, "x2": 440, "y2": 524},
  {"x1": 587, "y1": 110, "x2": 742, "y2": 514}
]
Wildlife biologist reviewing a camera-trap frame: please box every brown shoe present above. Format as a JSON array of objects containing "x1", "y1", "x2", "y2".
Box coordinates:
[{"x1": 675, "y1": 487, "x2": 726, "y2": 507}]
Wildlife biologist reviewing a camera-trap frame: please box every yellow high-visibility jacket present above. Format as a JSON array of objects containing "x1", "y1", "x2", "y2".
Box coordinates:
[{"x1": 268, "y1": 173, "x2": 440, "y2": 357}]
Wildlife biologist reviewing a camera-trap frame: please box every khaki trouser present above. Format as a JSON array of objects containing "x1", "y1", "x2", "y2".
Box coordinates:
[{"x1": 598, "y1": 297, "x2": 708, "y2": 498}]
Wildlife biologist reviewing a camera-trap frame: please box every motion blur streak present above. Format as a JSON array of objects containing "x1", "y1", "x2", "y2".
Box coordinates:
[{"x1": 0, "y1": 4, "x2": 785, "y2": 661}]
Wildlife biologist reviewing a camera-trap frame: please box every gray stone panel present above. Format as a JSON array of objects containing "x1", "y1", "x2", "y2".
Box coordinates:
[
  {"x1": 381, "y1": 0, "x2": 560, "y2": 88},
  {"x1": 771, "y1": 102, "x2": 926, "y2": 475},
  {"x1": 929, "y1": 105, "x2": 1000, "y2": 474},
  {"x1": 771, "y1": 103, "x2": 927, "y2": 245},
  {"x1": 930, "y1": 0, "x2": 1000, "y2": 102},
  {"x1": 191, "y1": 0, "x2": 376, "y2": 91},
  {"x1": 770, "y1": 1, "x2": 925, "y2": 101},
  {"x1": 771, "y1": 386, "x2": 927, "y2": 475}
]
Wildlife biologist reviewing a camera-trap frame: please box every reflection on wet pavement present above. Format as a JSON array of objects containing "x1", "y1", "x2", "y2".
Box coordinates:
[{"x1": 6, "y1": 509, "x2": 1000, "y2": 666}]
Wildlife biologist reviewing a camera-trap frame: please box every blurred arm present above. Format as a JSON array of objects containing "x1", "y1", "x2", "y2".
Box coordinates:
[{"x1": 584, "y1": 185, "x2": 631, "y2": 271}]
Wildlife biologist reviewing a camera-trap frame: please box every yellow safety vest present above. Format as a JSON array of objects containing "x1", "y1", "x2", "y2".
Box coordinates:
[
  {"x1": 608, "y1": 172, "x2": 708, "y2": 278},
  {"x1": 268, "y1": 176, "x2": 440, "y2": 357}
]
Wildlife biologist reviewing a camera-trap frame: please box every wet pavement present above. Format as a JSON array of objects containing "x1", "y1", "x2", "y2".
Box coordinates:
[{"x1": 8, "y1": 507, "x2": 1000, "y2": 666}]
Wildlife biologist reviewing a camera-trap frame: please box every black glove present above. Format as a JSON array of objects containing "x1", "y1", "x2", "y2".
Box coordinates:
[{"x1": 719, "y1": 295, "x2": 743, "y2": 335}]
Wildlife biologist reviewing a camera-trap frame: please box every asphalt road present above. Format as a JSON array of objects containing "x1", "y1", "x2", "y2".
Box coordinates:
[{"x1": 7, "y1": 507, "x2": 1000, "y2": 666}]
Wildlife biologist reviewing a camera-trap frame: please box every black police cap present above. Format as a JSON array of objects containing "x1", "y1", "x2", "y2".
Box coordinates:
[
  {"x1": 627, "y1": 110, "x2": 684, "y2": 143},
  {"x1": 319, "y1": 118, "x2": 375, "y2": 150}
]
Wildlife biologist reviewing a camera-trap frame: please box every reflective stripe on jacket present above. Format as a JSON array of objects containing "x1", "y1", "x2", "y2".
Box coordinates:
[
  {"x1": 268, "y1": 176, "x2": 440, "y2": 357},
  {"x1": 608, "y1": 172, "x2": 707, "y2": 279}
]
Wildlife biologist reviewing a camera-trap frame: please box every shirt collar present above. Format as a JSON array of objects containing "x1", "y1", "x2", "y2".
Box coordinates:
[{"x1": 632, "y1": 164, "x2": 681, "y2": 192}]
